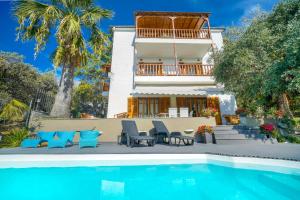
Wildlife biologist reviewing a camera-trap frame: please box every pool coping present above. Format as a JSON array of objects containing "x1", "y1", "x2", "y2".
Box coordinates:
[{"x1": 1, "y1": 154, "x2": 300, "y2": 175}]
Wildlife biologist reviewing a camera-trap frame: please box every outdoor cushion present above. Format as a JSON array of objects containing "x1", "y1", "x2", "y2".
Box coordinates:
[
  {"x1": 79, "y1": 130, "x2": 101, "y2": 148},
  {"x1": 21, "y1": 138, "x2": 41, "y2": 148},
  {"x1": 56, "y1": 131, "x2": 76, "y2": 144},
  {"x1": 48, "y1": 131, "x2": 76, "y2": 148},
  {"x1": 37, "y1": 131, "x2": 56, "y2": 142},
  {"x1": 21, "y1": 131, "x2": 56, "y2": 148}
]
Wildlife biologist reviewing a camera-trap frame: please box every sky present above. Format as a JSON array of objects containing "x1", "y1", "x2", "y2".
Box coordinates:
[{"x1": 0, "y1": 0, "x2": 279, "y2": 72}]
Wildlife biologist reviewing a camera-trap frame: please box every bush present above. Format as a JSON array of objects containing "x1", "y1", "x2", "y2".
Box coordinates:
[
  {"x1": 0, "y1": 128, "x2": 29, "y2": 148},
  {"x1": 285, "y1": 135, "x2": 300, "y2": 144}
]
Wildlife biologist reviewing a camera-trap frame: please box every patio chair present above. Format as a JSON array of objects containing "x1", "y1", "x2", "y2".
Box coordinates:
[
  {"x1": 21, "y1": 131, "x2": 56, "y2": 148},
  {"x1": 121, "y1": 120, "x2": 155, "y2": 147},
  {"x1": 48, "y1": 131, "x2": 76, "y2": 148},
  {"x1": 152, "y1": 120, "x2": 194, "y2": 146},
  {"x1": 79, "y1": 130, "x2": 101, "y2": 148},
  {"x1": 179, "y1": 107, "x2": 189, "y2": 117}
]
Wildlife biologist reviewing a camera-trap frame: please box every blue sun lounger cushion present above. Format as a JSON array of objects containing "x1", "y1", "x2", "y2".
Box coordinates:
[
  {"x1": 48, "y1": 131, "x2": 76, "y2": 148},
  {"x1": 21, "y1": 131, "x2": 56, "y2": 148},
  {"x1": 79, "y1": 130, "x2": 101, "y2": 148}
]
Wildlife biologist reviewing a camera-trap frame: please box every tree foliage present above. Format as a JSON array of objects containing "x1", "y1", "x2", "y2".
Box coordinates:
[
  {"x1": 13, "y1": 0, "x2": 113, "y2": 117},
  {"x1": 0, "y1": 51, "x2": 57, "y2": 107},
  {"x1": 213, "y1": 0, "x2": 300, "y2": 116},
  {"x1": 72, "y1": 41, "x2": 111, "y2": 118},
  {"x1": 0, "y1": 99, "x2": 29, "y2": 122}
]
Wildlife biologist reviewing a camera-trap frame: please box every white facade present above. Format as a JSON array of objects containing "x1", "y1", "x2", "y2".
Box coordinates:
[{"x1": 107, "y1": 25, "x2": 236, "y2": 123}]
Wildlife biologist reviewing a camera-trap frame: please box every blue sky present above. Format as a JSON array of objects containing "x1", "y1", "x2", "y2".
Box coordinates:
[{"x1": 0, "y1": 0, "x2": 279, "y2": 72}]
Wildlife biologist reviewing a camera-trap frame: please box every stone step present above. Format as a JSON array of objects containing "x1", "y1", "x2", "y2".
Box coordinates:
[
  {"x1": 214, "y1": 133, "x2": 265, "y2": 140},
  {"x1": 215, "y1": 139, "x2": 266, "y2": 145}
]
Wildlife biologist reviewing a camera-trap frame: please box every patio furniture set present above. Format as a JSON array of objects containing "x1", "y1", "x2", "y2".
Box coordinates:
[{"x1": 20, "y1": 120, "x2": 203, "y2": 148}]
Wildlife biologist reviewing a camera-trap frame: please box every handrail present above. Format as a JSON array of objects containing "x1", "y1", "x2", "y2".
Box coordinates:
[
  {"x1": 137, "y1": 28, "x2": 210, "y2": 39},
  {"x1": 136, "y1": 63, "x2": 214, "y2": 76}
]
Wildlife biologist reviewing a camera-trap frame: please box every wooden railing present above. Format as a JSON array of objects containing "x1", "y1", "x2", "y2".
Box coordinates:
[
  {"x1": 137, "y1": 28, "x2": 210, "y2": 39},
  {"x1": 136, "y1": 63, "x2": 214, "y2": 76}
]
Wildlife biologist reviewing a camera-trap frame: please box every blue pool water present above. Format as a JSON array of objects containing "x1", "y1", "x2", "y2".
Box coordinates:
[{"x1": 0, "y1": 164, "x2": 299, "y2": 200}]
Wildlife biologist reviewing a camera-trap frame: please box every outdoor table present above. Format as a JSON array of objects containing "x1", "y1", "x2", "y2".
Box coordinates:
[{"x1": 184, "y1": 129, "x2": 194, "y2": 135}]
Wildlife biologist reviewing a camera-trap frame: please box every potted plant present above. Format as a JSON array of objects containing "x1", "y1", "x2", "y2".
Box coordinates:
[
  {"x1": 260, "y1": 123, "x2": 275, "y2": 138},
  {"x1": 195, "y1": 125, "x2": 214, "y2": 143}
]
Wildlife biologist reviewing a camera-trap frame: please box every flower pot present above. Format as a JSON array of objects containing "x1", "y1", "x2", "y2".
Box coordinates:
[{"x1": 195, "y1": 132, "x2": 213, "y2": 144}]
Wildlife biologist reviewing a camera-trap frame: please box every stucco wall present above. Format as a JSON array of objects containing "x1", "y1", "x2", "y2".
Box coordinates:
[
  {"x1": 216, "y1": 94, "x2": 237, "y2": 124},
  {"x1": 107, "y1": 27, "x2": 227, "y2": 118},
  {"x1": 31, "y1": 117, "x2": 216, "y2": 142},
  {"x1": 107, "y1": 29, "x2": 136, "y2": 118}
]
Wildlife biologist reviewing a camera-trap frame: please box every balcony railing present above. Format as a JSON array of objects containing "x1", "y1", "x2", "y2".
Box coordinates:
[
  {"x1": 136, "y1": 63, "x2": 214, "y2": 76},
  {"x1": 137, "y1": 28, "x2": 210, "y2": 39}
]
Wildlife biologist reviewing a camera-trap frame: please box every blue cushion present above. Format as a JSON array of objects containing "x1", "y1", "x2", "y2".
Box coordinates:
[
  {"x1": 37, "y1": 131, "x2": 56, "y2": 142},
  {"x1": 21, "y1": 138, "x2": 41, "y2": 148},
  {"x1": 80, "y1": 130, "x2": 101, "y2": 139},
  {"x1": 56, "y1": 131, "x2": 76, "y2": 142},
  {"x1": 48, "y1": 139, "x2": 68, "y2": 148}
]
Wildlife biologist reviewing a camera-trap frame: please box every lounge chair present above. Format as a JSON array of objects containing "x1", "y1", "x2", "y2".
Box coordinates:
[
  {"x1": 152, "y1": 120, "x2": 194, "y2": 145},
  {"x1": 21, "y1": 131, "x2": 56, "y2": 148},
  {"x1": 121, "y1": 120, "x2": 155, "y2": 147},
  {"x1": 79, "y1": 130, "x2": 101, "y2": 148},
  {"x1": 48, "y1": 131, "x2": 76, "y2": 148}
]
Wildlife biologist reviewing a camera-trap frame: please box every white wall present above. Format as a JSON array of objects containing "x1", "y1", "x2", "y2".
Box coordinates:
[
  {"x1": 215, "y1": 94, "x2": 237, "y2": 124},
  {"x1": 107, "y1": 28, "x2": 136, "y2": 118},
  {"x1": 202, "y1": 29, "x2": 224, "y2": 64}
]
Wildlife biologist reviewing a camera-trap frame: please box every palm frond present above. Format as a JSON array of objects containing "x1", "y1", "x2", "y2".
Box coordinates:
[
  {"x1": 81, "y1": 7, "x2": 113, "y2": 26},
  {"x1": 13, "y1": 0, "x2": 64, "y2": 57}
]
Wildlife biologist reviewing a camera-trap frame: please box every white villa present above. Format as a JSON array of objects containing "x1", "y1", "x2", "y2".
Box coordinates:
[{"x1": 107, "y1": 11, "x2": 236, "y2": 124}]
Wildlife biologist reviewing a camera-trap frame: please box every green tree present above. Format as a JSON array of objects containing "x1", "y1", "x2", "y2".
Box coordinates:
[
  {"x1": 13, "y1": 0, "x2": 112, "y2": 117},
  {"x1": 213, "y1": 0, "x2": 300, "y2": 117},
  {"x1": 0, "y1": 51, "x2": 57, "y2": 107}
]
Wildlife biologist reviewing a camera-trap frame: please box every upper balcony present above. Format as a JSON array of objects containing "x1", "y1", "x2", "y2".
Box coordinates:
[{"x1": 135, "y1": 12, "x2": 213, "y2": 58}]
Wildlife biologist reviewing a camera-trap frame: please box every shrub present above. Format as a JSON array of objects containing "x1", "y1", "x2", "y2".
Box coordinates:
[
  {"x1": 197, "y1": 125, "x2": 213, "y2": 134},
  {"x1": 285, "y1": 135, "x2": 300, "y2": 144},
  {"x1": 0, "y1": 128, "x2": 29, "y2": 148},
  {"x1": 0, "y1": 99, "x2": 29, "y2": 122}
]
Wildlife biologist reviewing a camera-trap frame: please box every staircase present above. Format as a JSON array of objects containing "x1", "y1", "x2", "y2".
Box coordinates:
[{"x1": 213, "y1": 125, "x2": 278, "y2": 144}]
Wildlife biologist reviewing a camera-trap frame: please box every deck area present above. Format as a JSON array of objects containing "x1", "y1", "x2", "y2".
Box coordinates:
[{"x1": 1, "y1": 143, "x2": 300, "y2": 161}]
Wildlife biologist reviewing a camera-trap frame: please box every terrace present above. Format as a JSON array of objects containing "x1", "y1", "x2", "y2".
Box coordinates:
[
  {"x1": 135, "y1": 11, "x2": 211, "y2": 40},
  {"x1": 1, "y1": 143, "x2": 300, "y2": 161}
]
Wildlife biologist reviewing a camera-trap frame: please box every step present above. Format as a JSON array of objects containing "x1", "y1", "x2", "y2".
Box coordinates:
[
  {"x1": 215, "y1": 139, "x2": 266, "y2": 145},
  {"x1": 215, "y1": 133, "x2": 267, "y2": 140},
  {"x1": 214, "y1": 130, "x2": 240, "y2": 135}
]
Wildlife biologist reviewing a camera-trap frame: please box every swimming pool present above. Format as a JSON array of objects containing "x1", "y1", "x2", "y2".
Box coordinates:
[{"x1": 0, "y1": 154, "x2": 299, "y2": 200}]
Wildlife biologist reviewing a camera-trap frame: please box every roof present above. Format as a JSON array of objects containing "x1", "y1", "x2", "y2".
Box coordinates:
[
  {"x1": 135, "y1": 11, "x2": 211, "y2": 17},
  {"x1": 131, "y1": 86, "x2": 224, "y2": 96},
  {"x1": 135, "y1": 11, "x2": 211, "y2": 29}
]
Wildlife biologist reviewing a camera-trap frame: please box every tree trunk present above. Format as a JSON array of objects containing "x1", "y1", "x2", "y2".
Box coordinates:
[
  {"x1": 50, "y1": 66, "x2": 74, "y2": 117},
  {"x1": 279, "y1": 93, "x2": 294, "y2": 118}
]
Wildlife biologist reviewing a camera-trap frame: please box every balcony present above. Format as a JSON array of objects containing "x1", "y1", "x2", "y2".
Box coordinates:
[
  {"x1": 136, "y1": 28, "x2": 210, "y2": 39},
  {"x1": 136, "y1": 63, "x2": 213, "y2": 76}
]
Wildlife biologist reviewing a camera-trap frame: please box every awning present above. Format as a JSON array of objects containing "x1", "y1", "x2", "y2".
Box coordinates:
[{"x1": 131, "y1": 86, "x2": 223, "y2": 96}]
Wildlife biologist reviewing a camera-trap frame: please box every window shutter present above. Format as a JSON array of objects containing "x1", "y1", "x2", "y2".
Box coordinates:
[
  {"x1": 159, "y1": 97, "x2": 170, "y2": 113},
  {"x1": 128, "y1": 97, "x2": 138, "y2": 118}
]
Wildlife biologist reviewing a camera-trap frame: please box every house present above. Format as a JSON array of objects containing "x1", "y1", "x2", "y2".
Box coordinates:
[{"x1": 107, "y1": 11, "x2": 236, "y2": 124}]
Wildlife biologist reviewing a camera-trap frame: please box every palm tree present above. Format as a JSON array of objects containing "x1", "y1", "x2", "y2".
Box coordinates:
[{"x1": 13, "y1": 0, "x2": 112, "y2": 117}]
